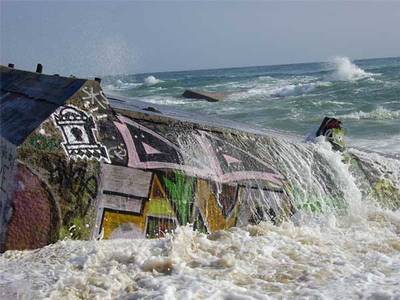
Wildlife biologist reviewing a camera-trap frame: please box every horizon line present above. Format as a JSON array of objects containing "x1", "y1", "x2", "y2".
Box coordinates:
[{"x1": 107, "y1": 55, "x2": 400, "y2": 78}]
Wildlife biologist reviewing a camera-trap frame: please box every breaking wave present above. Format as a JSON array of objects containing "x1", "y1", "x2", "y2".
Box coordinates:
[
  {"x1": 271, "y1": 82, "x2": 329, "y2": 97},
  {"x1": 144, "y1": 75, "x2": 163, "y2": 86},
  {"x1": 103, "y1": 75, "x2": 164, "y2": 91},
  {"x1": 105, "y1": 79, "x2": 142, "y2": 91},
  {"x1": 231, "y1": 81, "x2": 330, "y2": 99},
  {"x1": 338, "y1": 107, "x2": 400, "y2": 120},
  {"x1": 330, "y1": 56, "x2": 375, "y2": 81}
]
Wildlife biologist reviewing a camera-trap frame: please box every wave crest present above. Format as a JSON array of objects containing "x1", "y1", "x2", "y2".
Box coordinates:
[
  {"x1": 271, "y1": 82, "x2": 319, "y2": 97},
  {"x1": 144, "y1": 75, "x2": 163, "y2": 86},
  {"x1": 338, "y1": 107, "x2": 400, "y2": 120},
  {"x1": 330, "y1": 57, "x2": 374, "y2": 81},
  {"x1": 112, "y1": 79, "x2": 142, "y2": 90},
  {"x1": 231, "y1": 81, "x2": 330, "y2": 99}
]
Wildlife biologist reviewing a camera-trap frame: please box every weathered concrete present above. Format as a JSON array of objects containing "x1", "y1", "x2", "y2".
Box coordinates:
[
  {"x1": 0, "y1": 65, "x2": 292, "y2": 252},
  {"x1": 182, "y1": 89, "x2": 226, "y2": 102}
]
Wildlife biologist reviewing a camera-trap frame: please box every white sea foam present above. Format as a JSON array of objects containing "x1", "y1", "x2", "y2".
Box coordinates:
[
  {"x1": 1, "y1": 211, "x2": 399, "y2": 299},
  {"x1": 231, "y1": 80, "x2": 330, "y2": 99},
  {"x1": 105, "y1": 79, "x2": 142, "y2": 91},
  {"x1": 271, "y1": 82, "x2": 319, "y2": 97},
  {"x1": 350, "y1": 136, "x2": 400, "y2": 155},
  {"x1": 104, "y1": 75, "x2": 164, "y2": 91},
  {"x1": 338, "y1": 106, "x2": 400, "y2": 120},
  {"x1": 330, "y1": 56, "x2": 375, "y2": 81},
  {"x1": 144, "y1": 75, "x2": 163, "y2": 86},
  {"x1": 1, "y1": 139, "x2": 399, "y2": 299}
]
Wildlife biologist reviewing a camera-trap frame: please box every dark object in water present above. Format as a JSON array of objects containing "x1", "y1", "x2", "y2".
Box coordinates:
[
  {"x1": 143, "y1": 106, "x2": 162, "y2": 113},
  {"x1": 316, "y1": 117, "x2": 345, "y2": 151},
  {"x1": 182, "y1": 89, "x2": 226, "y2": 102},
  {"x1": 35, "y1": 63, "x2": 43, "y2": 74}
]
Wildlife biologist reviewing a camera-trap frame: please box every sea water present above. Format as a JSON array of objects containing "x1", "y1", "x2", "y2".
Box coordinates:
[
  {"x1": 1, "y1": 57, "x2": 399, "y2": 299},
  {"x1": 104, "y1": 56, "x2": 400, "y2": 155}
]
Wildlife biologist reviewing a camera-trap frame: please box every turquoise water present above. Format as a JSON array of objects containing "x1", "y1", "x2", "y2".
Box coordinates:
[{"x1": 104, "y1": 56, "x2": 400, "y2": 154}]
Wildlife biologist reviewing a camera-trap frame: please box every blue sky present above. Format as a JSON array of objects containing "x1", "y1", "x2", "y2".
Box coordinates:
[{"x1": 1, "y1": 1, "x2": 399, "y2": 76}]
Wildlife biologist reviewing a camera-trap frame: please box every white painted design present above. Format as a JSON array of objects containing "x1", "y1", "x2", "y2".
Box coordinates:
[
  {"x1": 108, "y1": 144, "x2": 127, "y2": 160},
  {"x1": 53, "y1": 106, "x2": 110, "y2": 163},
  {"x1": 82, "y1": 86, "x2": 109, "y2": 109}
]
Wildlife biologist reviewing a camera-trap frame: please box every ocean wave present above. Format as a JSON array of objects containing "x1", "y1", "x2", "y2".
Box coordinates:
[
  {"x1": 144, "y1": 75, "x2": 163, "y2": 86},
  {"x1": 142, "y1": 95, "x2": 192, "y2": 105},
  {"x1": 271, "y1": 82, "x2": 323, "y2": 97},
  {"x1": 231, "y1": 81, "x2": 330, "y2": 99},
  {"x1": 338, "y1": 107, "x2": 400, "y2": 120},
  {"x1": 350, "y1": 135, "x2": 400, "y2": 155},
  {"x1": 104, "y1": 75, "x2": 164, "y2": 91},
  {"x1": 330, "y1": 57, "x2": 376, "y2": 81},
  {"x1": 104, "y1": 79, "x2": 142, "y2": 91}
]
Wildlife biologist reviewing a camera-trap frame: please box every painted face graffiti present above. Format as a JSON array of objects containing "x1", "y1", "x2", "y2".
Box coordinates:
[{"x1": 53, "y1": 106, "x2": 110, "y2": 163}]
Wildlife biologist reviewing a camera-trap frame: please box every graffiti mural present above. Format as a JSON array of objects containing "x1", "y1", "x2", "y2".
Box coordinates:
[
  {"x1": 5, "y1": 163, "x2": 59, "y2": 250},
  {"x1": 100, "y1": 208, "x2": 145, "y2": 239},
  {"x1": 53, "y1": 106, "x2": 110, "y2": 163},
  {"x1": 108, "y1": 143, "x2": 127, "y2": 161},
  {"x1": 163, "y1": 172, "x2": 194, "y2": 225},
  {"x1": 97, "y1": 172, "x2": 179, "y2": 239},
  {"x1": 97, "y1": 168, "x2": 252, "y2": 238},
  {"x1": 146, "y1": 216, "x2": 176, "y2": 238},
  {"x1": 82, "y1": 86, "x2": 109, "y2": 110},
  {"x1": 1, "y1": 65, "x2": 293, "y2": 251},
  {"x1": 92, "y1": 112, "x2": 290, "y2": 239},
  {"x1": 113, "y1": 115, "x2": 285, "y2": 189},
  {"x1": 40, "y1": 156, "x2": 99, "y2": 239},
  {"x1": 197, "y1": 131, "x2": 284, "y2": 187},
  {"x1": 195, "y1": 179, "x2": 240, "y2": 232},
  {"x1": 237, "y1": 186, "x2": 292, "y2": 225}
]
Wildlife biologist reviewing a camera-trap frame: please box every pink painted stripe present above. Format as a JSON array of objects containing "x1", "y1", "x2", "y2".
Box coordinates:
[
  {"x1": 118, "y1": 115, "x2": 180, "y2": 151},
  {"x1": 219, "y1": 171, "x2": 284, "y2": 186},
  {"x1": 113, "y1": 120, "x2": 138, "y2": 167}
]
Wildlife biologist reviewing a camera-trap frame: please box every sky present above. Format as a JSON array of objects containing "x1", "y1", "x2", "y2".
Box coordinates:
[{"x1": 1, "y1": 1, "x2": 399, "y2": 77}]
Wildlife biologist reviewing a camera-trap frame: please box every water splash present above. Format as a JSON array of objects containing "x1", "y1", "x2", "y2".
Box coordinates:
[
  {"x1": 144, "y1": 75, "x2": 163, "y2": 86},
  {"x1": 330, "y1": 56, "x2": 375, "y2": 81}
]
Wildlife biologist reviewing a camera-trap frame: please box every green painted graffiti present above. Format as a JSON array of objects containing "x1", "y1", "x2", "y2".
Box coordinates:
[
  {"x1": 164, "y1": 172, "x2": 194, "y2": 225},
  {"x1": 286, "y1": 186, "x2": 348, "y2": 214}
]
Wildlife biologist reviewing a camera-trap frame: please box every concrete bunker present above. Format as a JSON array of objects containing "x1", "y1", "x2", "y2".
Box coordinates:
[{"x1": 0, "y1": 65, "x2": 292, "y2": 252}]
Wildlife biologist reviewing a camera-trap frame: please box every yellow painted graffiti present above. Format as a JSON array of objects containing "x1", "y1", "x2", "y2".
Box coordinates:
[
  {"x1": 102, "y1": 210, "x2": 145, "y2": 239},
  {"x1": 196, "y1": 179, "x2": 239, "y2": 232}
]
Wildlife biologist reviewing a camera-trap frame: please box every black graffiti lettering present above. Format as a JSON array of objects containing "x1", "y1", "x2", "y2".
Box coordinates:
[{"x1": 43, "y1": 157, "x2": 98, "y2": 219}]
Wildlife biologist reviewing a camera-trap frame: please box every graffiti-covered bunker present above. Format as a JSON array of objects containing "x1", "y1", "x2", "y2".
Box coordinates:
[{"x1": 0, "y1": 65, "x2": 292, "y2": 252}]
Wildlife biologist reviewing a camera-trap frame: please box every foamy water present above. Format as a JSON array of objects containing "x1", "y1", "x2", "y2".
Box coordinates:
[
  {"x1": 1, "y1": 137, "x2": 399, "y2": 299},
  {"x1": 1, "y1": 211, "x2": 399, "y2": 299}
]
